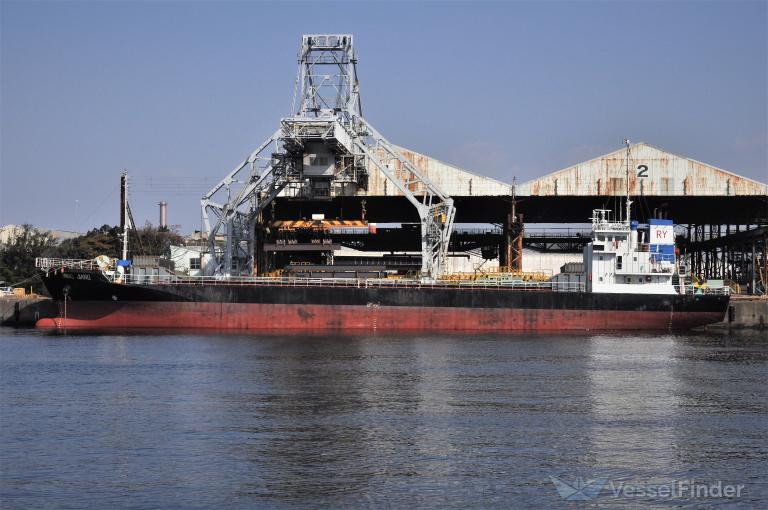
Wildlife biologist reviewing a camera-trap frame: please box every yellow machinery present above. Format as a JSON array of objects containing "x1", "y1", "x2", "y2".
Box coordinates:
[{"x1": 440, "y1": 267, "x2": 550, "y2": 283}]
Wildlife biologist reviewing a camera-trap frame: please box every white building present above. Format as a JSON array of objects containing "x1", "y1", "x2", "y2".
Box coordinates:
[{"x1": 169, "y1": 245, "x2": 212, "y2": 276}]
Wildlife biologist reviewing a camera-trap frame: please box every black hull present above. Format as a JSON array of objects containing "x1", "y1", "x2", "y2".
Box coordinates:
[{"x1": 38, "y1": 270, "x2": 729, "y2": 331}]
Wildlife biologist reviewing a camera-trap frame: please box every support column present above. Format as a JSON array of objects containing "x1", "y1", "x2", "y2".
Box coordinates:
[{"x1": 502, "y1": 198, "x2": 524, "y2": 272}]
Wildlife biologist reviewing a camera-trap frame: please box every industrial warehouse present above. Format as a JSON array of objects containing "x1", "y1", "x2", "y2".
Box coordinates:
[{"x1": 187, "y1": 34, "x2": 766, "y2": 295}]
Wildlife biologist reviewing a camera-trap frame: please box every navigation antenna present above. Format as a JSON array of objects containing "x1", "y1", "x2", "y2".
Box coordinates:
[{"x1": 623, "y1": 139, "x2": 632, "y2": 225}]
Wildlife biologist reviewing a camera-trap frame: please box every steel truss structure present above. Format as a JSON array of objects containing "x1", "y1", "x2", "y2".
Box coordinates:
[
  {"x1": 683, "y1": 224, "x2": 767, "y2": 294},
  {"x1": 201, "y1": 34, "x2": 455, "y2": 279}
]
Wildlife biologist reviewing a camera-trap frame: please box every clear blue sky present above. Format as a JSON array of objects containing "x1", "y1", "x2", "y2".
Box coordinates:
[{"x1": 1, "y1": 0, "x2": 766, "y2": 233}]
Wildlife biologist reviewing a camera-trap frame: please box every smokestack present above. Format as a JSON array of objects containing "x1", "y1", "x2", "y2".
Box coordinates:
[{"x1": 159, "y1": 201, "x2": 168, "y2": 229}]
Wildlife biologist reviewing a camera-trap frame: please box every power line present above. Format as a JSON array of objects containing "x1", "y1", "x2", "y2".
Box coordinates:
[{"x1": 75, "y1": 185, "x2": 119, "y2": 231}]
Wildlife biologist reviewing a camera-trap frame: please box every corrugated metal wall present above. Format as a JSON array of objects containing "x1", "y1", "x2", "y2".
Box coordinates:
[{"x1": 516, "y1": 143, "x2": 767, "y2": 197}]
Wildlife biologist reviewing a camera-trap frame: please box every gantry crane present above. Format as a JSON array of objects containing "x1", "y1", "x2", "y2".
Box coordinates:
[{"x1": 201, "y1": 34, "x2": 455, "y2": 280}]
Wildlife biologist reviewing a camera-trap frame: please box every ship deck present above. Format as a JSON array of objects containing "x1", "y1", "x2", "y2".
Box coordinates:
[{"x1": 35, "y1": 258, "x2": 730, "y2": 295}]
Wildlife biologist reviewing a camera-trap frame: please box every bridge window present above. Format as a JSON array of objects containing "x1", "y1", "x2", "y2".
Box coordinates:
[
  {"x1": 190, "y1": 257, "x2": 201, "y2": 270},
  {"x1": 617, "y1": 256, "x2": 623, "y2": 270}
]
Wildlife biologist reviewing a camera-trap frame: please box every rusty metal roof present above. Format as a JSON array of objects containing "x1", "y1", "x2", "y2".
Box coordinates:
[
  {"x1": 362, "y1": 146, "x2": 513, "y2": 197},
  {"x1": 517, "y1": 142, "x2": 767, "y2": 197}
]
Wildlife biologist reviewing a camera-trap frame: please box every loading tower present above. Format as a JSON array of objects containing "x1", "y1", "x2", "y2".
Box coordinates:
[{"x1": 201, "y1": 34, "x2": 455, "y2": 279}]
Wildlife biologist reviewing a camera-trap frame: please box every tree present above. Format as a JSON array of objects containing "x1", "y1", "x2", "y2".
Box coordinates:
[
  {"x1": 0, "y1": 225, "x2": 58, "y2": 291},
  {"x1": 130, "y1": 222, "x2": 184, "y2": 257},
  {"x1": 54, "y1": 222, "x2": 184, "y2": 260},
  {"x1": 55, "y1": 224, "x2": 121, "y2": 259}
]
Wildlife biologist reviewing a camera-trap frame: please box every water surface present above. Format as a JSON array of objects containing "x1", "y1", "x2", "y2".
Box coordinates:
[{"x1": 1, "y1": 328, "x2": 766, "y2": 508}]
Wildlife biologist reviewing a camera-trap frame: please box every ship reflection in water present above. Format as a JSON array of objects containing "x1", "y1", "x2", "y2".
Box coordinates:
[{"x1": 0, "y1": 330, "x2": 765, "y2": 508}]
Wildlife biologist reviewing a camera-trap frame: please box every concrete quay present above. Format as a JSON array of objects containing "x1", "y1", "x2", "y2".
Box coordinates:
[
  {"x1": 0, "y1": 296, "x2": 58, "y2": 327},
  {"x1": 712, "y1": 296, "x2": 768, "y2": 330}
]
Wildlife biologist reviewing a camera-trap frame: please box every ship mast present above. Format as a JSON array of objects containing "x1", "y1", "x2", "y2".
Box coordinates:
[
  {"x1": 623, "y1": 139, "x2": 632, "y2": 226},
  {"x1": 120, "y1": 171, "x2": 129, "y2": 261}
]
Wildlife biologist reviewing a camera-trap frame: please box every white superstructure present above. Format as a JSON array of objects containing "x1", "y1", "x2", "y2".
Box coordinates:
[{"x1": 584, "y1": 209, "x2": 677, "y2": 294}]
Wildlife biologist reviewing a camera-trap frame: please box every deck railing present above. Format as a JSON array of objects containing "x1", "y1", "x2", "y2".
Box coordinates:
[
  {"x1": 120, "y1": 275, "x2": 729, "y2": 295},
  {"x1": 36, "y1": 257, "x2": 730, "y2": 295},
  {"x1": 122, "y1": 273, "x2": 572, "y2": 291},
  {"x1": 35, "y1": 257, "x2": 101, "y2": 271},
  {"x1": 676, "y1": 284, "x2": 730, "y2": 295}
]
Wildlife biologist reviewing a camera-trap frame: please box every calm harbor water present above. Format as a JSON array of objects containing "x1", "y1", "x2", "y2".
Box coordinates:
[{"x1": 1, "y1": 328, "x2": 766, "y2": 509}]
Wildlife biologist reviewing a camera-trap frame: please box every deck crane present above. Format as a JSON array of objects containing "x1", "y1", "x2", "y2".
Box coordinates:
[{"x1": 201, "y1": 34, "x2": 455, "y2": 280}]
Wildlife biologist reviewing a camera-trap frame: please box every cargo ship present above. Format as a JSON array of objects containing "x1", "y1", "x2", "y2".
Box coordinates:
[
  {"x1": 35, "y1": 207, "x2": 729, "y2": 332},
  {"x1": 32, "y1": 37, "x2": 729, "y2": 332}
]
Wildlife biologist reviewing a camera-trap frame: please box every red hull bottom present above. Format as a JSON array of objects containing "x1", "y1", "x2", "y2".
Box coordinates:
[{"x1": 36, "y1": 302, "x2": 723, "y2": 331}]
